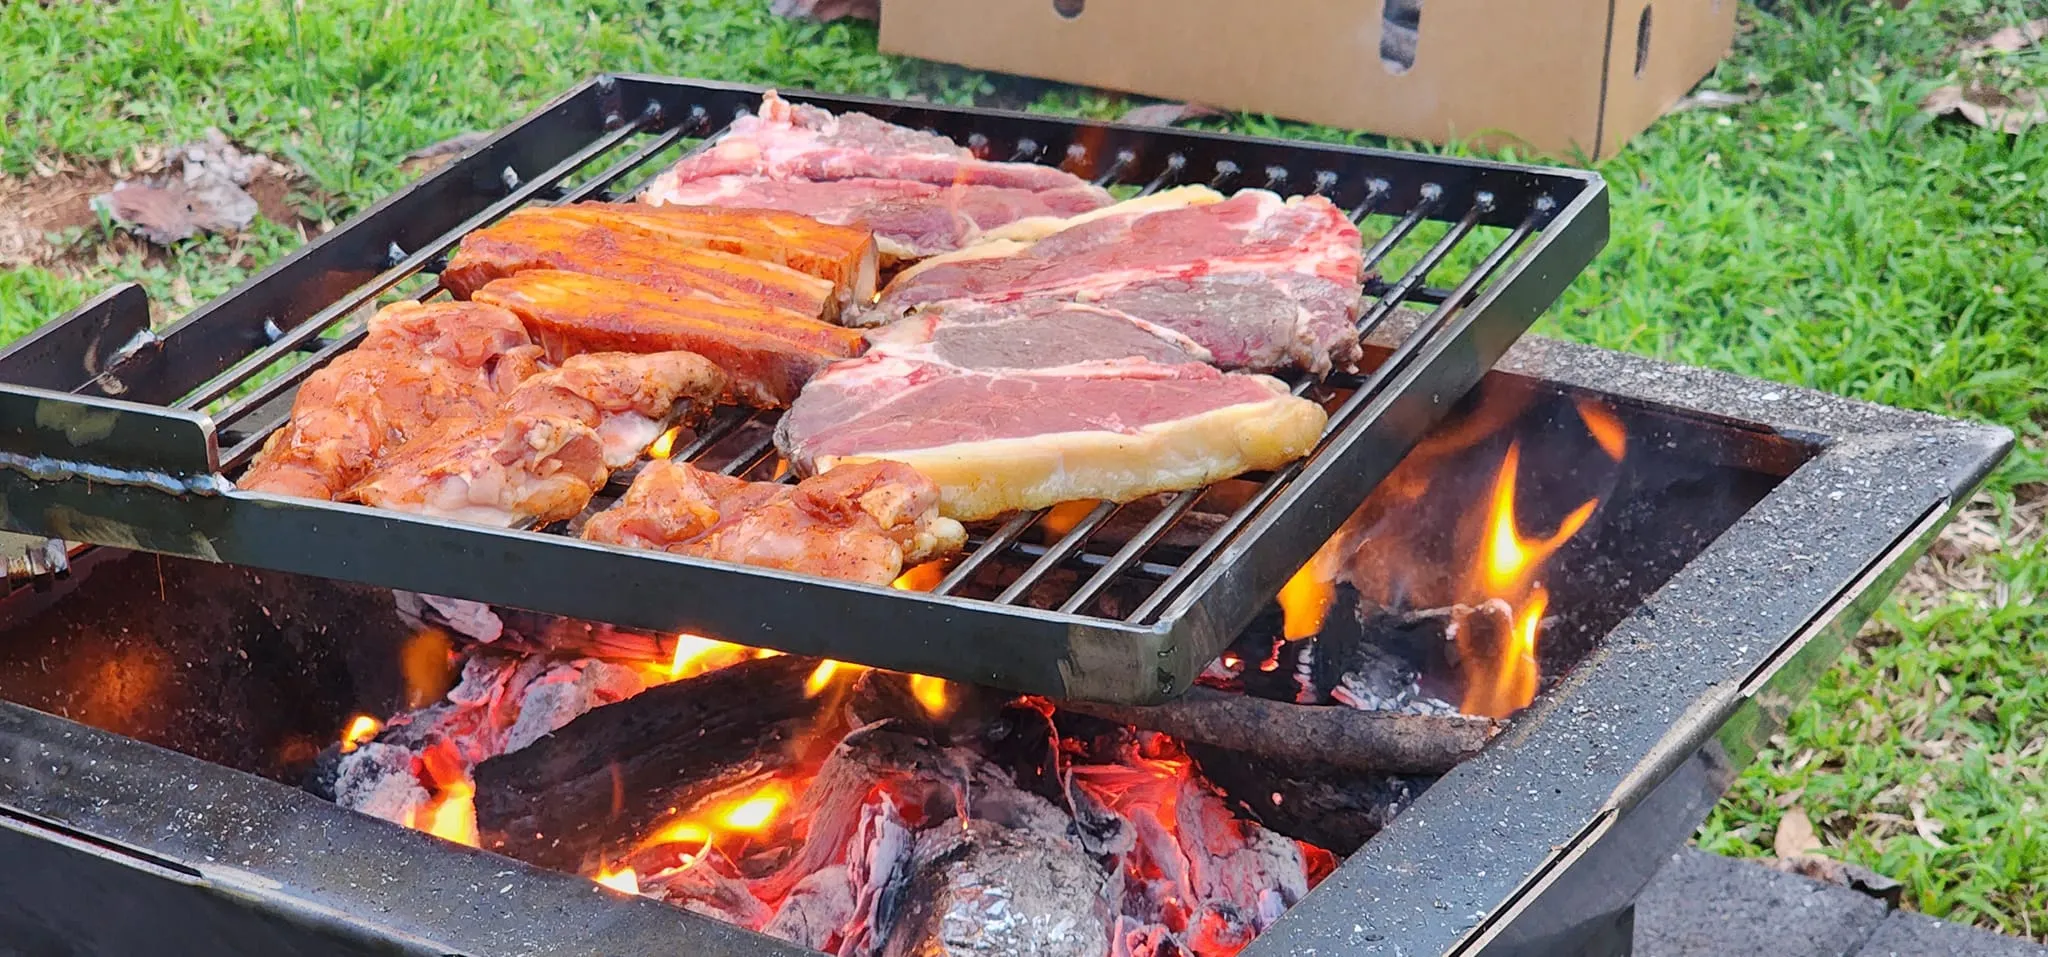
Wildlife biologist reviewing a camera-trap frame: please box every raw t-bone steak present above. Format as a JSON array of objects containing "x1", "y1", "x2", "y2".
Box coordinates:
[
  {"x1": 639, "y1": 91, "x2": 1112, "y2": 259},
  {"x1": 873, "y1": 187, "x2": 1366, "y2": 375},
  {"x1": 774, "y1": 299, "x2": 1328, "y2": 522}
]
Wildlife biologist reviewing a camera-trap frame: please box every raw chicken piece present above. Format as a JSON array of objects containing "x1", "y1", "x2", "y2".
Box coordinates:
[
  {"x1": 348, "y1": 351, "x2": 725, "y2": 528},
  {"x1": 238, "y1": 300, "x2": 542, "y2": 500},
  {"x1": 580, "y1": 459, "x2": 966, "y2": 585}
]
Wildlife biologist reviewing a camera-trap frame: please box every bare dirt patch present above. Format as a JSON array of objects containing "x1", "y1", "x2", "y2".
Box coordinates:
[{"x1": 0, "y1": 148, "x2": 316, "y2": 275}]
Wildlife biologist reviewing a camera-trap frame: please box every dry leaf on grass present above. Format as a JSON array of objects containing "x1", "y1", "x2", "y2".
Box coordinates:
[
  {"x1": 1119, "y1": 102, "x2": 1227, "y2": 127},
  {"x1": 1666, "y1": 89, "x2": 1756, "y2": 115},
  {"x1": 1774, "y1": 805, "x2": 1823, "y2": 858},
  {"x1": 1922, "y1": 83, "x2": 2048, "y2": 135},
  {"x1": 1961, "y1": 19, "x2": 2048, "y2": 58},
  {"x1": 767, "y1": 0, "x2": 878, "y2": 22},
  {"x1": 400, "y1": 131, "x2": 492, "y2": 175},
  {"x1": 1769, "y1": 856, "x2": 1905, "y2": 906},
  {"x1": 1909, "y1": 800, "x2": 1951, "y2": 849}
]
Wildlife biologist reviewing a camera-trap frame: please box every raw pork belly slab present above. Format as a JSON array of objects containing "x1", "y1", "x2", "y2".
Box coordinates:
[
  {"x1": 874, "y1": 187, "x2": 1367, "y2": 375},
  {"x1": 473, "y1": 270, "x2": 866, "y2": 408},
  {"x1": 775, "y1": 300, "x2": 1329, "y2": 522},
  {"x1": 639, "y1": 91, "x2": 1113, "y2": 259},
  {"x1": 444, "y1": 207, "x2": 840, "y2": 322}
]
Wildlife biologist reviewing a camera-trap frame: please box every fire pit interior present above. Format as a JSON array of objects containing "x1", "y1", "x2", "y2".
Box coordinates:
[{"x1": 0, "y1": 368, "x2": 1798, "y2": 957}]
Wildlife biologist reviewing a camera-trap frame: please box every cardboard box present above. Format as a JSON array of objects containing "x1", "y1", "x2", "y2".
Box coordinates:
[{"x1": 879, "y1": 0, "x2": 1736, "y2": 160}]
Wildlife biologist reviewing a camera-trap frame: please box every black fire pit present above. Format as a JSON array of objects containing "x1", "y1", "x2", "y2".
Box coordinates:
[{"x1": 0, "y1": 308, "x2": 2008, "y2": 956}]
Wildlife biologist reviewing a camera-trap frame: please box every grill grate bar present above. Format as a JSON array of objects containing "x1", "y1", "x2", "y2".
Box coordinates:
[
  {"x1": 931, "y1": 511, "x2": 1038, "y2": 596},
  {"x1": 717, "y1": 431, "x2": 780, "y2": 478},
  {"x1": 177, "y1": 118, "x2": 651, "y2": 414},
  {"x1": 993, "y1": 500, "x2": 1120, "y2": 605},
  {"x1": 1057, "y1": 490, "x2": 1205, "y2": 614},
  {"x1": 1359, "y1": 184, "x2": 1441, "y2": 271}
]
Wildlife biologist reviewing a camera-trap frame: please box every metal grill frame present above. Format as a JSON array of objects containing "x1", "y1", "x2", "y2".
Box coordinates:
[{"x1": 0, "y1": 75, "x2": 1607, "y2": 703}]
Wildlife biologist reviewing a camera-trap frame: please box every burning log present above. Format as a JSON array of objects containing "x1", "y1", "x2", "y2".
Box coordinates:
[
  {"x1": 1184, "y1": 744, "x2": 1427, "y2": 855},
  {"x1": 472, "y1": 654, "x2": 824, "y2": 872},
  {"x1": 1059, "y1": 686, "x2": 1496, "y2": 775}
]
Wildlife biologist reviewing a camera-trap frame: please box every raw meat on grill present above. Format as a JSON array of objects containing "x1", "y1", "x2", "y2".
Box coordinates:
[
  {"x1": 638, "y1": 91, "x2": 1113, "y2": 259},
  {"x1": 546, "y1": 202, "x2": 879, "y2": 308},
  {"x1": 874, "y1": 186, "x2": 1367, "y2": 375},
  {"x1": 645, "y1": 175, "x2": 1112, "y2": 262},
  {"x1": 472, "y1": 270, "x2": 866, "y2": 408},
  {"x1": 348, "y1": 351, "x2": 725, "y2": 528},
  {"x1": 651, "y1": 90, "x2": 1095, "y2": 192},
  {"x1": 444, "y1": 207, "x2": 843, "y2": 322},
  {"x1": 581, "y1": 459, "x2": 967, "y2": 586},
  {"x1": 238, "y1": 301, "x2": 544, "y2": 500},
  {"x1": 774, "y1": 300, "x2": 1329, "y2": 522}
]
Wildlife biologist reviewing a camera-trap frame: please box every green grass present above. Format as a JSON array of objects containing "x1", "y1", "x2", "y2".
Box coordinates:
[{"x1": 3, "y1": 0, "x2": 2045, "y2": 937}]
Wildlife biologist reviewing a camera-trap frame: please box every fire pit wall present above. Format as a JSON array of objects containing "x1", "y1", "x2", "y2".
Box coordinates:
[{"x1": 0, "y1": 367, "x2": 1802, "y2": 950}]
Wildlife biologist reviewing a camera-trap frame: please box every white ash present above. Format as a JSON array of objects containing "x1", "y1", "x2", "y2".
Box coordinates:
[
  {"x1": 330, "y1": 742, "x2": 429, "y2": 824},
  {"x1": 501, "y1": 658, "x2": 647, "y2": 753},
  {"x1": 393, "y1": 592, "x2": 505, "y2": 643}
]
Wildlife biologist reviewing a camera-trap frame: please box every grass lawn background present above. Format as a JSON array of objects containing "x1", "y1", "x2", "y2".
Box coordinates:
[{"x1": 2, "y1": 0, "x2": 2044, "y2": 936}]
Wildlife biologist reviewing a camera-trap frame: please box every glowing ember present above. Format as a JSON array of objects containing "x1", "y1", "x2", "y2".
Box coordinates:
[
  {"x1": 647, "y1": 426, "x2": 682, "y2": 460},
  {"x1": 646, "y1": 820, "x2": 710, "y2": 848},
  {"x1": 594, "y1": 866, "x2": 641, "y2": 895},
  {"x1": 908, "y1": 673, "x2": 954, "y2": 717},
  {"x1": 891, "y1": 560, "x2": 949, "y2": 592},
  {"x1": 1575, "y1": 398, "x2": 1627, "y2": 461},
  {"x1": 339, "y1": 714, "x2": 382, "y2": 753}
]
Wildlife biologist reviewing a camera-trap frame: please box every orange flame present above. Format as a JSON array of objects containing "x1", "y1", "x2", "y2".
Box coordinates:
[
  {"x1": 720, "y1": 781, "x2": 792, "y2": 831},
  {"x1": 1478, "y1": 443, "x2": 1598, "y2": 597},
  {"x1": 1575, "y1": 399, "x2": 1627, "y2": 462},
  {"x1": 909, "y1": 674, "x2": 955, "y2": 717},
  {"x1": 400, "y1": 628, "x2": 457, "y2": 709},
  {"x1": 594, "y1": 866, "x2": 641, "y2": 895},
  {"x1": 1461, "y1": 441, "x2": 1605, "y2": 717},
  {"x1": 1276, "y1": 531, "x2": 1349, "y2": 640},
  {"x1": 804, "y1": 659, "x2": 866, "y2": 697},
  {"x1": 647, "y1": 426, "x2": 681, "y2": 460},
  {"x1": 339, "y1": 715, "x2": 382, "y2": 753},
  {"x1": 892, "y1": 560, "x2": 949, "y2": 592},
  {"x1": 407, "y1": 778, "x2": 479, "y2": 847},
  {"x1": 1466, "y1": 589, "x2": 1546, "y2": 718},
  {"x1": 1041, "y1": 499, "x2": 1100, "y2": 538}
]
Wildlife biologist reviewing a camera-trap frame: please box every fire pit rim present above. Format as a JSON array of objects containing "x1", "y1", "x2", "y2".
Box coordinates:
[{"x1": 1243, "y1": 324, "x2": 2012, "y2": 956}]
